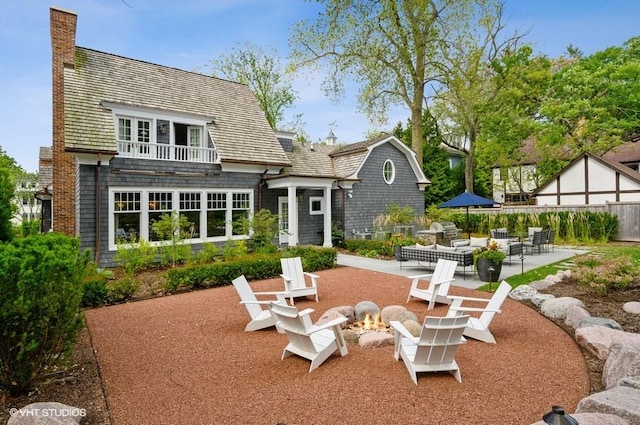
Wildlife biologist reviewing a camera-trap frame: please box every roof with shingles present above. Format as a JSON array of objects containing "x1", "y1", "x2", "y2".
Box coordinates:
[
  {"x1": 38, "y1": 146, "x2": 53, "y2": 191},
  {"x1": 602, "y1": 141, "x2": 640, "y2": 164},
  {"x1": 63, "y1": 47, "x2": 290, "y2": 166}
]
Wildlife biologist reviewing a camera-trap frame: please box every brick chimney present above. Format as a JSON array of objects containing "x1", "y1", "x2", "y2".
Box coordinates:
[{"x1": 50, "y1": 7, "x2": 77, "y2": 236}]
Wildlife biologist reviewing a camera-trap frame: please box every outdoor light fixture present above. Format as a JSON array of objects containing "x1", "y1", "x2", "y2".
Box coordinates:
[
  {"x1": 488, "y1": 265, "x2": 495, "y2": 292},
  {"x1": 520, "y1": 253, "x2": 525, "y2": 275},
  {"x1": 159, "y1": 121, "x2": 168, "y2": 135},
  {"x1": 543, "y1": 406, "x2": 578, "y2": 425},
  {"x1": 347, "y1": 190, "x2": 353, "y2": 198}
]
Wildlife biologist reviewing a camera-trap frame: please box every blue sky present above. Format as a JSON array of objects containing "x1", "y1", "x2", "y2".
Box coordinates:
[{"x1": 1, "y1": 0, "x2": 639, "y2": 172}]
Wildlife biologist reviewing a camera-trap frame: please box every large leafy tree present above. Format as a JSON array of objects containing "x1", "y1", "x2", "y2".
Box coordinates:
[
  {"x1": 536, "y1": 36, "x2": 640, "y2": 162},
  {"x1": 208, "y1": 42, "x2": 297, "y2": 130},
  {"x1": 290, "y1": 0, "x2": 499, "y2": 165},
  {"x1": 430, "y1": 1, "x2": 527, "y2": 192},
  {"x1": 393, "y1": 110, "x2": 464, "y2": 206}
]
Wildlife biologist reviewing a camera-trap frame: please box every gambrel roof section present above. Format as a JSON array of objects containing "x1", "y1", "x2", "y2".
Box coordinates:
[
  {"x1": 330, "y1": 134, "x2": 430, "y2": 184},
  {"x1": 63, "y1": 47, "x2": 290, "y2": 166}
]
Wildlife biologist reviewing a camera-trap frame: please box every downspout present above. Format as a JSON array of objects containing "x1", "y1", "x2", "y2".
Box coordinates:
[
  {"x1": 258, "y1": 165, "x2": 269, "y2": 209},
  {"x1": 337, "y1": 182, "x2": 346, "y2": 235},
  {"x1": 95, "y1": 154, "x2": 102, "y2": 263}
]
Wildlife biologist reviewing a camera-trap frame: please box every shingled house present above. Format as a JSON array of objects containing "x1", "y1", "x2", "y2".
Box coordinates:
[{"x1": 49, "y1": 7, "x2": 429, "y2": 267}]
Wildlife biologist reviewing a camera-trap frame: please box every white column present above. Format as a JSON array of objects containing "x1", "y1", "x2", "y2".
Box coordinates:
[
  {"x1": 287, "y1": 186, "x2": 297, "y2": 246},
  {"x1": 323, "y1": 186, "x2": 332, "y2": 247}
]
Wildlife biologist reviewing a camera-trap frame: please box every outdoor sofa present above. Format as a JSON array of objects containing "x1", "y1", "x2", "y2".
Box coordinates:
[
  {"x1": 400, "y1": 244, "x2": 474, "y2": 278},
  {"x1": 450, "y1": 236, "x2": 523, "y2": 264}
]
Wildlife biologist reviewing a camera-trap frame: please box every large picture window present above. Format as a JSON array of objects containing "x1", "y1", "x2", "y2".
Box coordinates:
[{"x1": 110, "y1": 188, "x2": 253, "y2": 249}]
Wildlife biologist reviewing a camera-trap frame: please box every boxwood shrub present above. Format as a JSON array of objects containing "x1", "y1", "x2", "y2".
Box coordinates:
[{"x1": 164, "y1": 246, "x2": 337, "y2": 293}]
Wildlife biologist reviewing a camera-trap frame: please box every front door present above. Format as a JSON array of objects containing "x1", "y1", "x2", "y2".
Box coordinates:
[{"x1": 278, "y1": 197, "x2": 289, "y2": 244}]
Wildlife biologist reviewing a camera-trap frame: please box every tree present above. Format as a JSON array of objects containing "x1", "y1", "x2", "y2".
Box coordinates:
[
  {"x1": 430, "y1": 1, "x2": 527, "y2": 192},
  {"x1": 536, "y1": 36, "x2": 640, "y2": 162},
  {"x1": 208, "y1": 41, "x2": 297, "y2": 130},
  {"x1": 0, "y1": 162, "x2": 14, "y2": 241},
  {"x1": 393, "y1": 110, "x2": 462, "y2": 206},
  {"x1": 290, "y1": 0, "x2": 495, "y2": 165}
]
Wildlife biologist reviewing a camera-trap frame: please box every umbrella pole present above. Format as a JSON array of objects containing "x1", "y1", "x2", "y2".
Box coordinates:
[{"x1": 466, "y1": 207, "x2": 470, "y2": 239}]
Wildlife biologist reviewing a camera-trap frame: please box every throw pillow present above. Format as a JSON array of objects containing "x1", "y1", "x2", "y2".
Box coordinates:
[
  {"x1": 469, "y1": 237, "x2": 488, "y2": 248},
  {"x1": 415, "y1": 243, "x2": 435, "y2": 250},
  {"x1": 490, "y1": 238, "x2": 510, "y2": 249},
  {"x1": 452, "y1": 240, "x2": 470, "y2": 248}
]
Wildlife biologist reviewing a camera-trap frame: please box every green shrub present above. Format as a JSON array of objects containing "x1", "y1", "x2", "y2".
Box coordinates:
[
  {"x1": 222, "y1": 239, "x2": 247, "y2": 261},
  {"x1": 0, "y1": 233, "x2": 85, "y2": 395},
  {"x1": 108, "y1": 277, "x2": 140, "y2": 303},
  {"x1": 114, "y1": 237, "x2": 157, "y2": 275},
  {"x1": 82, "y1": 276, "x2": 109, "y2": 307},
  {"x1": 192, "y1": 242, "x2": 220, "y2": 265},
  {"x1": 164, "y1": 247, "x2": 337, "y2": 293},
  {"x1": 159, "y1": 243, "x2": 192, "y2": 267},
  {"x1": 572, "y1": 253, "x2": 640, "y2": 293},
  {"x1": 345, "y1": 239, "x2": 394, "y2": 256}
]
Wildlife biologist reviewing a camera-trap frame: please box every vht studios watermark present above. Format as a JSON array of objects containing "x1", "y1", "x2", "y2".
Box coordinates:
[{"x1": 8, "y1": 407, "x2": 87, "y2": 417}]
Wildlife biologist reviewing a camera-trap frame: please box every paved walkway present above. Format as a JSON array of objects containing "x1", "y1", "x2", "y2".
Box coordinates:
[{"x1": 337, "y1": 245, "x2": 589, "y2": 289}]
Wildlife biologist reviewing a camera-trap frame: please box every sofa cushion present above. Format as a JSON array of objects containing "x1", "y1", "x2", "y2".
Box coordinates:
[
  {"x1": 436, "y1": 244, "x2": 457, "y2": 252},
  {"x1": 469, "y1": 237, "x2": 488, "y2": 248},
  {"x1": 452, "y1": 240, "x2": 470, "y2": 248},
  {"x1": 415, "y1": 243, "x2": 435, "y2": 250},
  {"x1": 490, "y1": 238, "x2": 511, "y2": 250}
]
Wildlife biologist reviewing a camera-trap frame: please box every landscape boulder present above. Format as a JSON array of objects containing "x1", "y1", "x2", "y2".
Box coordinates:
[
  {"x1": 508, "y1": 285, "x2": 538, "y2": 301},
  {"x1": 576, "y1": 385, "x2": 640, "y2": 424},
  {"x1": 575, "y1": 326, "x2": 629, "y2": 360},
  {"x1": 354, "y1": 301, "x2": 380, "y2": 321},
  {"x1": 579, "y1": 317, "x2": 623, "y2": 331},
  {"x1": 623, "y1": 301, "x2": 640, "y2": 315},
  {"x1": 358, "y1": 332, "x2": 394, "y2": 349},
  {"x1": 540, "y1": 297, "x2": 584, "y2": 320},
  {"x1": 317, "y1": 309, "x2": 351, "y2": 329},
  {"x1": 531, "y1": 293, "x2": 555, "y2": 307},
  {"x1": 603, "y1": 334, "x2": 640, "y2": 390},
  {"x1": 380, "y1": 305, "x2": 408, "y2": 325},
  {"x1": 531, "y1": 412, "x2": 629, "y2": 425},
  {"x1": 565, "y1": 306, "x2": 591, "y2": 329}
]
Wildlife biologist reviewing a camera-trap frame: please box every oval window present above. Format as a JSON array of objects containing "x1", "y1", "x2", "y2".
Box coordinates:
[{"x1": 383, "y1": 159, "x2": 395, "y2": 184}]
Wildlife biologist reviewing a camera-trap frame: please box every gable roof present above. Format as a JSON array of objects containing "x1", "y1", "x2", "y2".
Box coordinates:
[
  {"x1": 533, "y1": 151, "x2": 640, "y2": 195},
  {"x1": 602, "y1": 141, "x2": 640, "y2": 164},
  {"x1": 64, "y1": 47, "x2": 290, "y2": 166}
]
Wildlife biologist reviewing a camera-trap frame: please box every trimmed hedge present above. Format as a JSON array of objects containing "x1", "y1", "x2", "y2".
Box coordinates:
[{"x1": 165, "y1": 246, "x2": 337, "y2": 293}]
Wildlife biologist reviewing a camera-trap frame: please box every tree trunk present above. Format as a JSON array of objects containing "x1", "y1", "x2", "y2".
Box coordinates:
[
  {"x1": 465, "y1": 127, "x2": 476, "y2": 193},
  {"x1": 411, "y1": 104, "x2": 423, "y2": 166}
]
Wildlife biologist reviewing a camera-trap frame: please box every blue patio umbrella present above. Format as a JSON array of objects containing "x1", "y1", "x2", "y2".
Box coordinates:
[{"x1": 438, "y1": 191, "x2": 499, "y2": 238}]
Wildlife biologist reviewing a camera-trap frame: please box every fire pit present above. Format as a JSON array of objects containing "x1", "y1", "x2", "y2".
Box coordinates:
[{"x1": 317, "y1": 301, "x2": 420, "y2": 349}]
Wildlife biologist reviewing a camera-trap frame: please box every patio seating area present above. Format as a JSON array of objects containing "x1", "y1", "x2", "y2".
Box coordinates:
[{"x1": 84, "y1": 266, "x2": 588, "y2": 424}]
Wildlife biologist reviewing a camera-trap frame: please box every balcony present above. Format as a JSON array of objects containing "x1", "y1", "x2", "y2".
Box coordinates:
[{"x1": 117, "y1": 140, "x2": 218, "y2": 163}]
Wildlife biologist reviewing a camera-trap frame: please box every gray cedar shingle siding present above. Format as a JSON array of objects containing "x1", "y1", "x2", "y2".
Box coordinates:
[
  {"x1": 343, "y1": 142, "x2": 425, "y2": 234},
  {"x1": 64, "y1": 47, "x2": 290, "y2": 166}
]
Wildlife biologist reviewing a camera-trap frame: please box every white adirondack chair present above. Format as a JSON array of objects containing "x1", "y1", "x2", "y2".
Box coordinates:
[
  {"x1": 390, "y1": 315, "x2": 470, "y2": 384},
  {"x1": 231, "y1": 275, "x2": 287, "y2": 333},
  {"x1": 406, "y1": 258, "x2": 458, "y2": 309},
  {"x1": 280, "y1": 257, "x2": 319, "y2": 304},
  {"x1": 445, "y1": 280, "x2": 512, "y2": 344},
  {"x1": 269, "y1": 301, "x2": 348, "y2": 372}
]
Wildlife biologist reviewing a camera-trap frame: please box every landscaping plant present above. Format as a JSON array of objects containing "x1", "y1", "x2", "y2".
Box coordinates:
[{"x1": 0, "y1": 233, "x2": 86, "y2": 395}]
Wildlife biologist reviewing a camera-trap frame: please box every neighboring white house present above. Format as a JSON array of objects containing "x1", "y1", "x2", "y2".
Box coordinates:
[
  {"x1": 12, "y1": 177, "x2": 41, "y2": 225},
  {"x1": 494, "y1": 139, "x2": 640, "y2": 205},
  {"x1": 533, "y1": 152, "x2": 640, "y2": 206}
]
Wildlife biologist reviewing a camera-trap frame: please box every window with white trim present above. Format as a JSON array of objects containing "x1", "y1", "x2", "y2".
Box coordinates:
[
  {"x1": 231, "y1": 193, "x2": 251, "y2": 236},
  {"x1": 110, "y1": 188, "x2": 253, "y2": 249},
  {"x1": 148, "y1": 192, "x2": 173, "y2": 241},
  {"x1": 207, "y1": 192, "x2": 227, "y2": 237},
  {"x1": 180, "y1": 192, "x2": 201, "y2": 238},
  {"x1": 383, "y1": 159, "x2": 395, "y2": 184},
  {"x1": 309, "y1": 196, "x2": 324, "y2": 215},
  {"x1": 114, "y1": 191, "x2": 141, "y2": 242}
]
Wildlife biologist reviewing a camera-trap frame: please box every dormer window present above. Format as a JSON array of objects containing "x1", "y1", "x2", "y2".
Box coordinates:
[{"x1": 107, "y1": 102, "x2": 217, "y2": 163}]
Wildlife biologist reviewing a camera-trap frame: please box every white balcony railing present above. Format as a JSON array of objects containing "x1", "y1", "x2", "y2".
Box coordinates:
[{"x1": 117, "y1": 140, "x2": 218, "y2": 163}]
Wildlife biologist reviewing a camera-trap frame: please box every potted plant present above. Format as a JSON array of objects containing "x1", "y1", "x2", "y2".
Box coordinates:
[
  {"x1": 473, "y1": 240, "x2": 506, "y2": 282},
  {"x1": 388, "y1": 233, "x2": 415, "y2": 261}
]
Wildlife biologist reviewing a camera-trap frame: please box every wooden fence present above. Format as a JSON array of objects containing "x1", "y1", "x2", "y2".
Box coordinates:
[{"x1": 468, "y1": 202, "x2": 640, "y2": 242}]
